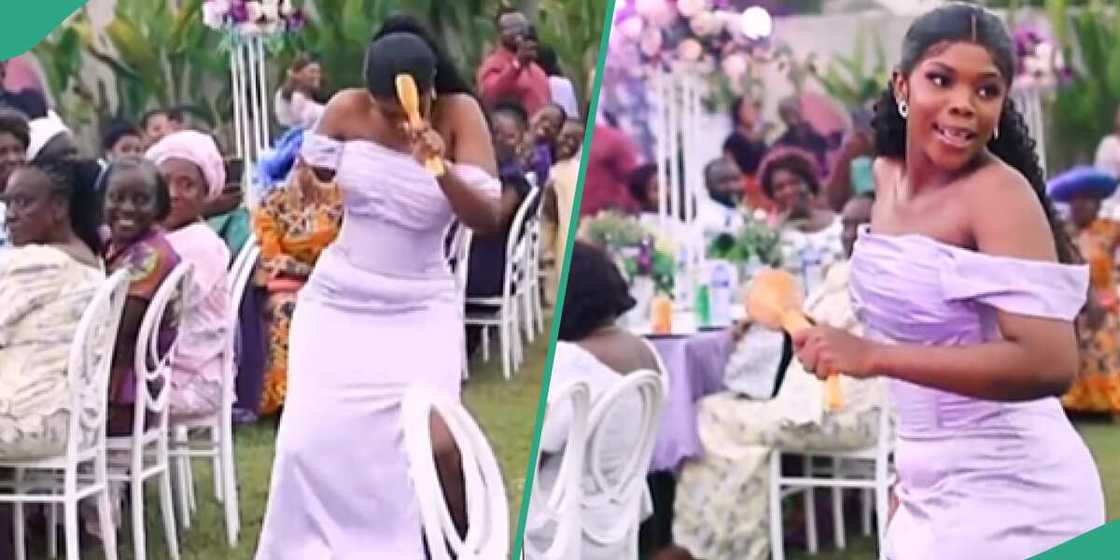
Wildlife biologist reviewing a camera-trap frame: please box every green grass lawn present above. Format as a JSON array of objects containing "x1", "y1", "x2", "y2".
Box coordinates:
[
  {"x1": 38, "y1": 332, "x2": 550, "y2": 560},
  {"x1": 786, "y1": 418, "x2": 1120, "y2": 560}
]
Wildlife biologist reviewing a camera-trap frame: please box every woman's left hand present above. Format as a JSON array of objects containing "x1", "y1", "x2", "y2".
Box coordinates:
[{"x1": 792, "y1": 325, "x2": 878, "y2": 380}]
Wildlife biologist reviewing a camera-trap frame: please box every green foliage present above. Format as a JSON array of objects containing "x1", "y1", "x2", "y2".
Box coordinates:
[
  {"x1": 706, "y1": 217, "x2": 783, "y2": 268},
  {"x1": 810, "y1": 25, "x2": 889, "y2": 109},
  {"x1": 535, "y1": 0, "x2": 609, "y2": 108},
  {"x1": 1046, "y1": 0, "x2": 1120, "y2": 170}
]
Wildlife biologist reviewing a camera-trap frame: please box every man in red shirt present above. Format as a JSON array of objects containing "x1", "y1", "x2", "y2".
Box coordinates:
[
  {"x1": 580, "y1": 119, "x2": 641, "y2": 216},
  {"x1": 476, "y1": 8, "x2": 550, "y2": 115}
]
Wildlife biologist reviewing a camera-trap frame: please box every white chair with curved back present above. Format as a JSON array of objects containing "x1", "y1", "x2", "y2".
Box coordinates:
[
  {"x1": 168, "y1": 235, "x2": 259, "y2": 545},
  {"x1": 0, "y1": 269, "x2": 130, "y2": 560},
  {"x1": 106, "y1": 261, "x2": 193, "y2": 560},
  {"x1": 465, "y1": 187, "x2": 541, "y2": 379},
  {"x1": 768, "y1": 396, "x2": 895, "y2": 560},
  {"x1": 445, "y1": 223, "x2": 474, "y2": 380},
  {"x1": 522, "y1": 380, "x2": 592, "y2": 560},
  {"x1": 401, "y1": 386, "x2": 509, "y2": 560},
  {"x1": 580, "y1": 368, "x2": 667, "y2": 557}
]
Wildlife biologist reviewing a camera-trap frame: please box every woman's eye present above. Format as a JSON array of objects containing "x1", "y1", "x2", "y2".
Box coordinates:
[
  {"x1": 978, "y1": 85, "x2": 1001, "y2": 99},
  {"x1": 927, "y1": 73, "x2": 948, "y2": 87}
]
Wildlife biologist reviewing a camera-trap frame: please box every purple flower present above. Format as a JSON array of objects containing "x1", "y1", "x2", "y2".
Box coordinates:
[
  {"x1": 288, "y1": 9, "x2": 307, "y2": 30},
  {"x1": 229, "y1": 1, "x2": 249, "y2": 23}
]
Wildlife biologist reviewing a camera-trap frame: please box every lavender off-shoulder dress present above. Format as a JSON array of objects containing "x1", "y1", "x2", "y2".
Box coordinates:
[
  {"x1": 255, "y1": 139, "x2": 499, "y2": 559},
  {"x1": 850, "y1": 226, "x2": 1105, "y2": 560}
]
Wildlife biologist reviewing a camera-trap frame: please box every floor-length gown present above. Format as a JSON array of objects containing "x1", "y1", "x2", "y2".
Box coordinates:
[
  {"x1": 255, "y1": 139, "x2": 498, "y2": 559},
  {"x1": 851, "y1": 226, "x2": 1105, "y2": 560}
]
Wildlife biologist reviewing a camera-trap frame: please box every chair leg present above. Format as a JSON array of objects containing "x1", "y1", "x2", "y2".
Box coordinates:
[
  {"x1": 160, "y1": 468, "x2": 182, "y2": 560},
  {"x1": 862, "y1": 488, "x2": 873, "y2": 536},
  {"x1": 13, "y1": 479, "x2": 26, "y2": 560},
  {"x1": 130, "y1": 477, "x2": 147, "y2": 560},
  {"x1": 95, "y1": 458, "x2": 119, "y2": 560},
  {"x1": 769, "y1": 451, "x2": 784, "y2": 560},
  {"x1": 211, "y1": 428, "x2": 224, "y2": 503},
  {"x1": 481, "y1": 326, "x2": 491, "y2": 363},
  {"x1": 500, "y1": 312, "x2": 512, "y2": 381},
  {"x1": 832, "y1": 487, "x2": 846, "y2": 550},
  {"x1": 804, "y1": 456, "x2": 818, "y2": 555},
  {"x1": 48, "y1": 502, "x2": 58, "y2": 558},
  {"x1": 174, "y1": 455, "x2": 192, "y2": 530},
  {"x1": 63, "y1": 499, "x2": 79, "y2": 560},
  {"x1": 222, "y1": 430, "x2": 241, "y2": 546}
]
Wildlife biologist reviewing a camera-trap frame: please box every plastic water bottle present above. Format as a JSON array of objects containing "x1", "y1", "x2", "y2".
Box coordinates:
[{"x1": 710, "y1": 261, "x2": 733, "y2": 327}]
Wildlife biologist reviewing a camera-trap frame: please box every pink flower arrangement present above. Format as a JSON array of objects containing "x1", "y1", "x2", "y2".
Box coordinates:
[{"x1": 203, "y1": 0, "x2": 306, "y2": 36}]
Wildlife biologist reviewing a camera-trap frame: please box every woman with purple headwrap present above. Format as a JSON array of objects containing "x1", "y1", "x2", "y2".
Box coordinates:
[{"x1": 145, "y1": 130, "x2": 232, "y2": 421}]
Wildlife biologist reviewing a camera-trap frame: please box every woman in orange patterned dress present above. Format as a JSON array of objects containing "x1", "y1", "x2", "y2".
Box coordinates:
[
  {"x1": 1052, "y1": 168, "x2": 1120, "y2": 414},
  {"x1": 253, "y1": 161, "x2": 343, "y2": 415}
]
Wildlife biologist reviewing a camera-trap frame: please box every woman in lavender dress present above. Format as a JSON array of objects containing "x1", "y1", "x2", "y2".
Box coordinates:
[
  {"x1": 254, "y1": 26, "x2": 502, "y2": 559},
  {"x1": 793, "y1": 5, "x2": 1104, "y2": 559}
]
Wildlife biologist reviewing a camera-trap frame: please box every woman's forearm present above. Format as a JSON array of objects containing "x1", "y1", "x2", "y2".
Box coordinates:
[
  {"x1": 869, "y1": 338, "x2": 1076, "y2": 401},
  {"x1": 438, "y1": 166, "x2": 502, "y2": 235}
]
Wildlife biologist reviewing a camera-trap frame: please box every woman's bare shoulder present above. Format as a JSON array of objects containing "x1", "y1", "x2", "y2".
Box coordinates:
[{"x1": 317, "y1": 89, "x2": 372, "y2": 137}]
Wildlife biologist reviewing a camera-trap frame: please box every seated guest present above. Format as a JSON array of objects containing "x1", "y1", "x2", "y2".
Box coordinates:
[
  {"x1": 696, "y1": 157, "x2": 746, "y2": 240},
  {"x1": 761, "y1": 147, "x2": 842, "y2": 297},
  {"x1": 0, "y1": 108, "x2": 30, "y2": 251},
  {"x1": 140, "y1": 107, "x2": 185, "y2": 149},
  {"x1": 0, "y1": 157, "x2": 105, "y2": 458},
  {"x1": 526, "y1": 241, "x2": 662, "y2": 559},
  {"x1": 274, "y1": 53, "x2": 325, "y2": 131},
  {"x1": 101, "y1": 120, "x2": 145, "y2": 164},
  {"x1": 527, "y1": 102, "x2": 566, "y2": 185},
  {"x1": 673, "y1": 193, "x2": 886, "y2": 560},
  {"x1": 253, "y1": 156, "x2": 343, "y2": 416},
  {"x1": 146, "y1": 130, "x2": 231, "y2": 421},
  {"x1": 465, "y1": 103, "x2": 537, "y2": 357},
  {"x1": 541, "y1": 118, "x2": 584, "y2": 304},
  {"x1": 101, "y1": 157, "x2": 181, "y2": 435}
]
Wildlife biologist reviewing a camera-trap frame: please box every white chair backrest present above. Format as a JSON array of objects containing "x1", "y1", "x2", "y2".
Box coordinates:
[
  {"x1": 402, "y1": 387, "x2": 509, "y2": 560},
  {"x1": 228, "y1": 233, "x2": 258, "y2": 278},
  {"x1": 524, "y1": 381, "x2": 592, "y2": 560},
  {"x1": 66, "y1": 269, "x2": 130, "y2": 456},
  {"x1": 446, "y1": 222, "x2": 474, "y2": 298},
  {"x1": 503, "y1": 187, "x2": 541, "y2": 301},
  {"x1": 581, "y1": 369, "x2": 666, "y2": 548},
  {"x1": 131, "y1": 262, "x2": 193, "y2": 435}
]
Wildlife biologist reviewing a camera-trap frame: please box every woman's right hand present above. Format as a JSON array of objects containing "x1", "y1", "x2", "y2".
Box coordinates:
[{"x1": 408, "y1": 122, "x2": 447, "y2": 168}]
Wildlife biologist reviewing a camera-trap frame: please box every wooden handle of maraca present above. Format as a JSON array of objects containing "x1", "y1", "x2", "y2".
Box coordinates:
[
  {"x1": 394, "y1": 74, "x2": 445, "y2": 176},
  {"x1": 780, "y1": 309, "x2": 844, "y2": 412}
]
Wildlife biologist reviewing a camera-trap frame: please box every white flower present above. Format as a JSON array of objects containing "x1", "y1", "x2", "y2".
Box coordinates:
[
  {"x1": 753, "y1": 209, "x2": 768, "y2": 222},
  {"x1": 677, "y1": 38, "x2": 703, "y2": 61},
  {"x1": 690, "y1": 11, "x2": 722, "y2": 36},
  {"x1": 677, "y1": 0, "x2": 709, "y2": 18},
  {"x1": 260, "y1": 0, "x2": 280, "y2": 22},
  {"x1": 202, "y1": 0, "x2": 230, "y2": 29},
  {"x1": 721, "y1": 52, "x2": 749, "y2": 81},
  {"x1": 620, "y1": 16, "x2": 645, "y2": 40},
  {"x1": 640, "y1": 28, "x2": 664, "y2": 57},
  {"x1": 636, "y1": 0, "x2": 676, "y2": 28},
  {"x1": 245, "y1": 1, "x2": 263, "y2": 22}
]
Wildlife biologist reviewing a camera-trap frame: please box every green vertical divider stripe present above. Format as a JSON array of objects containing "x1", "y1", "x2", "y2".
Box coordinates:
[
  {"x1": 510, "y1": 0, "x2": 617, "y2": 556},
  {"x1": 1, "y1": 3, "x2": 88, "y2": 59},
  {"x1": 1030, "y1": 521, "x2": 1120, "y2": 558}
]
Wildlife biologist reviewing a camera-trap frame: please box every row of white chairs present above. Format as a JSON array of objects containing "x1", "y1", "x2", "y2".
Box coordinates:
[
  {"x1": 1, "y1": 235, "x2": 260, "y2": 559},
  {"x1": 524, "y1": 342, "x2": 670, "y2": 560}
]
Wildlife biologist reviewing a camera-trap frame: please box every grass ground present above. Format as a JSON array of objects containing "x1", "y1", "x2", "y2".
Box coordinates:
[
  {"x1": 785, "y1": 418, "x2": 1120, "y2": 560},
  {"x1": 32, "y1": 332, "x2": 549, "y2": 559}
]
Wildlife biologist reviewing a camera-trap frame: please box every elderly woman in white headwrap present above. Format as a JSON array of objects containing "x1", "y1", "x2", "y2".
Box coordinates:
[{"x1": 145, "y1": 130, "x2": 232, "y2": 419}]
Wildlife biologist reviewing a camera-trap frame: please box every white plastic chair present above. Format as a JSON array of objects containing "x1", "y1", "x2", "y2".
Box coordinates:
[
  {"x1": 401, "y1": 387, "x2": 509, "y2": 560},
  {"x1": 0, "y1": 269, "x2": 129, "y2": 560},
  {"x1": 768, "y1": 397, "x2": 894, "y2": 560},
  {"x1": 465, "y1": 187, "x2": 540, "y2": 379},
  {"x1": 168, "y1": 238, "x2": 257, "y2": 545},
  {"x1": 446, "y1": 223, "x2": 475, "y2": 380},
  {"x1": 521, "y1": 175, "x2": 547, "y2": 342},
  {"x1": 580, "y1": 369, "x2": 667, "y2": 557},
  {"x1": 105, "y1": 261, "x2": 193, "y2": 560},
  {"x1": 522, "y1": 381, "x2": 592, "y2": 560}
]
